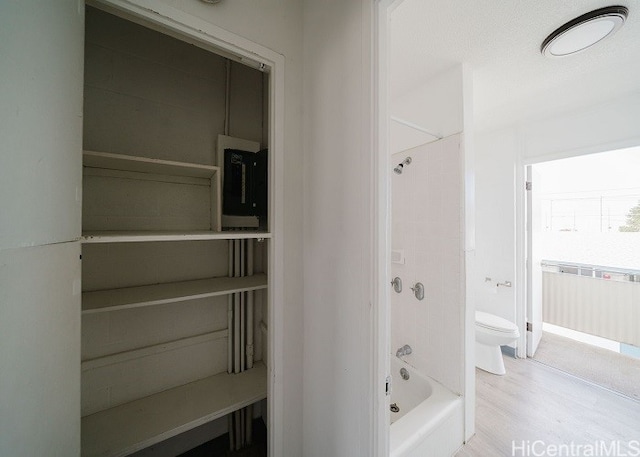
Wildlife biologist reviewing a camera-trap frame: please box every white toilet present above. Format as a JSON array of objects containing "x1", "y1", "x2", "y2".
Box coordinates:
[{"x1": 475, "y1": 311, "x2": 520, "y2": 375}]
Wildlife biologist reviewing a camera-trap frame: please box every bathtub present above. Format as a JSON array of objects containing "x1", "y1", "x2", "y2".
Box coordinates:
[{"x1": 390, "y1": 357, "x2": 464, "y2": 457}]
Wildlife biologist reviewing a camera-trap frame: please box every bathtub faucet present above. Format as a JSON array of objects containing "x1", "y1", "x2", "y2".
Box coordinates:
[{"x1": 396, "y1": 344, "x2": 412, "y2": 357}]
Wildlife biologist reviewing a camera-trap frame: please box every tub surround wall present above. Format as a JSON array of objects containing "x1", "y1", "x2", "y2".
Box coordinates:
[{"x1": 391, "y1": 133, "x2": 465, "y2": 395}]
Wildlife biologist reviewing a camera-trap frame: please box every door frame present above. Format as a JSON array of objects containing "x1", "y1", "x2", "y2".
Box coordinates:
[
  {"x1": 373, "y1": 1, "x2": 402, "y2": 455},
  {"x1": 515, "y1": 142, "x2": 640, "y2": 359},
  {"x1": 525, "y1": 165, "x2": 543, "y2": 357},
  {"x1": 375, "y1": 1, "x2": 477, "y2": 450},
  {"x1": 86, "y1": 1, "x2": 286, "y2": 454}
]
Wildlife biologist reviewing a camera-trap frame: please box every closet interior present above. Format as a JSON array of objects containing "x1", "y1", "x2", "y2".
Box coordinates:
[{"x1": 80, "y1": 6, "x2": 271, "y2": 456}]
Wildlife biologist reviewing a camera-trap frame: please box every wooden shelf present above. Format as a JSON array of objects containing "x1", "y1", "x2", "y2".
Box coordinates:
[
  {"x1": 81, "y1": 362, "x2": 267, "y2": 457},
  {"x1": 83, "y1": 150, "x2": 219, "y2": 179},
  {"x1": 81, "y1": 231, "x2": 271, "y2": 243},
  {"x1": 83, "y1": 150, "x2": 223, "y2": 232},
  {"x1": 83, "y1": 274, "x2": 268, "y2": 314}
]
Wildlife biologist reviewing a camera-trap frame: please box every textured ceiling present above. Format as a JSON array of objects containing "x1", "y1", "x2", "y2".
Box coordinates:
[{"x1": 390, "y1": 0, "x2": 640, "y2": 131}]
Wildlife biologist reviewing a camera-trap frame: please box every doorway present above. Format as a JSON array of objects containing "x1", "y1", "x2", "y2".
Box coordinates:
[
  {"x1": 82, "y1": 1, "x2": 286, "y2": 455},
  {"x1": 376, "y1": 2, "x2": 476, "y2": 455},
  {"x1": 524, "y1": 147, "x2": 640, "y2": 400}
]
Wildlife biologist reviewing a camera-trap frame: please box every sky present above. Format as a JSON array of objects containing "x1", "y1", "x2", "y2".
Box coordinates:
[
  {"x1": 534, "y1": 146, "x2": 640, "y2": 194},
  {"x1": 533, "y1": 146, "x2": 640, "y2": 232}
]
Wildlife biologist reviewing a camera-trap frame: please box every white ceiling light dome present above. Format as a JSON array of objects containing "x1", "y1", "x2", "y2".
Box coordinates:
[{"x1": 542, "y1": 6, "x2": 629, "y2": 57}]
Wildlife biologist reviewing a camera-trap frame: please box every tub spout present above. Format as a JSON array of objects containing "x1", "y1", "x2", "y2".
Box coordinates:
[{"x1": 396, "y1": 344, "x2": 412, "y2": 357}]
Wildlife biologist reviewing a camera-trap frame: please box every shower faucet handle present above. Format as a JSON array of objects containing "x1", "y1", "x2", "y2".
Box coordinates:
[
  {"x1": 396, "y1": 344, "x2": 412, "y2": 357},
  {"x1": 411, "y1": 282, "x2": 424, "y2": 301},
  {"x1": 391, "y1": 277, "x2": 402, "y2": 293}
]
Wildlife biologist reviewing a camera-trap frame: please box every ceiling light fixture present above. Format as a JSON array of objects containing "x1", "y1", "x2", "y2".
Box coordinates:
[{"x1": 541, "y1": 6, "x2": 628, "y2": 57}]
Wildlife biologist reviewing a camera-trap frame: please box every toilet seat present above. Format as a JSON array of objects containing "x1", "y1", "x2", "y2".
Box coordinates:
[{"x1": 476, "y1": 311, "x2": 519, "y2": 334}]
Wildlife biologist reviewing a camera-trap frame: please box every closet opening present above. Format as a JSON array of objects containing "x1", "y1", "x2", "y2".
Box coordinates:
[{"x1": 80, "y1": 4, "x2": 280, "y2": 456}]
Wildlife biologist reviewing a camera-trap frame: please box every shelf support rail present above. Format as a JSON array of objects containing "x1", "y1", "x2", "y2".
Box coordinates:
[{"x1": 227, "y1": 238, "x2": 256, "y2": 451}]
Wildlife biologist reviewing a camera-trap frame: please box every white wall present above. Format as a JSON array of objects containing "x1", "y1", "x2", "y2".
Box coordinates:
[
  {"x1": 0, "y1": 1, "x2": 83, "y2": 249},
  {"x1": 392, "y1": 66, "x2": 464, "y2": 140},
  {"x1": 0, "y1": 243, "x2": 81, "y2": 456},
  {"x1": 474, "y1": 130, "x2": 517, "y2": 322},
  {"x1": 475, "y1": 91, "x2": 640, "y2": 347},
  {"x1": 0, "y1": 2, "x2": 83, "y2": 455},
  {"x1": 302, "y1": 1, "x2": 375, "y2": 455},
  {"x1": 390, "y1": 66, "x2": 465, "y2": 154}
]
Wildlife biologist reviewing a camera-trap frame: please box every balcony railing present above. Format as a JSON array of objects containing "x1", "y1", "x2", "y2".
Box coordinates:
[
  {"x1": 541, "y1": 260, "x2": 640, "y2": 347},
  {"x1": 541, "y1": 260, "x2": 640, "y2": 282}
]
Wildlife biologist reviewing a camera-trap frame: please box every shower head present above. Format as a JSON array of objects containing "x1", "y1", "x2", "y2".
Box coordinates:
[{"x1": 393, "y1": 157, "x2": 412, "y2": 175}]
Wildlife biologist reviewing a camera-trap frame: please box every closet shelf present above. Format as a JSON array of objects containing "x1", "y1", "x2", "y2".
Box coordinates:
[
  {"x1": 81, "y1": 362, "x2": 267, "y2": 457},
  {"x1": 83, "y1": 274, "x2": 268, "y2": 314},
  {"x1": 83, "y1": 150, "x2": 219, "y2": 178},
  {"x1": 81, "y1": 330, "x2": 229, "y2": 371},
  {"x1": 81, "y1": 231, "x2": 271, "y2": 243}
]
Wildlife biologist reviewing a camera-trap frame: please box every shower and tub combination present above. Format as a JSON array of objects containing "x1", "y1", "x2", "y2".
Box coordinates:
[{"x1": 389, "y1": 135, "x2": 467, "y2": 456}]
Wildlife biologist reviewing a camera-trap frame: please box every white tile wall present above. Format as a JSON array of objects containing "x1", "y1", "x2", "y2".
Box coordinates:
[{"x1": 391, "y1": 134, "x2": 464, "y2": 394}]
